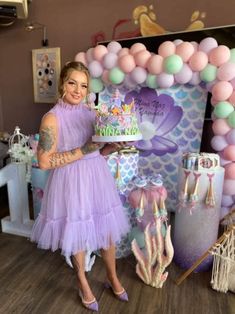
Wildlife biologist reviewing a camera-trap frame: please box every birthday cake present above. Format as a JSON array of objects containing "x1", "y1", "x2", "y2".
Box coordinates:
[{"x1": 92, "y1": 89, "x2": 142, "y2": 143}]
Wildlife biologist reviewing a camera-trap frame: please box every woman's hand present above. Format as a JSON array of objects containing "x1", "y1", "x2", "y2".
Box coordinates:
[
  {"x1": 100, "y1": 142, "x2": 128, "y2": 156},
  {"x1": 81, "y1": 141, "x2": 104, "y2": 155}
]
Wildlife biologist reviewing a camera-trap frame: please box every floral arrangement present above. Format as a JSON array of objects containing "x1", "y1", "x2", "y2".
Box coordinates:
[{"x1": 8, "y1": 126, "x2": 34, "y2": 182}]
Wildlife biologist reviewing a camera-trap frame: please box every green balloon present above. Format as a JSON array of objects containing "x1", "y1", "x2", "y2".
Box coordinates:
[
  {"x1": 90, "y1": 78, "x2": 104, "y2": 93},
  {"x1": 146, "y1": 74, "x2": 158, "y2": 89},
  {"x1": 214, "y1": 101, "x2": 234, "y2": 118},
  {"x1": 163, "y1": 54, "x2": 183, "y2": 74},
  {"x1": 230, "y1": 48, "x2": 235, "y2": 63},
  {"x1": 228, "y1": 111, "x2": 235, "y2": 128},
  {"x1": 109, "y1": 67, "x2": 125, "y2": 84},
  {"x1": 200, "y1": 64, "x2": 217, "y2": 82}
]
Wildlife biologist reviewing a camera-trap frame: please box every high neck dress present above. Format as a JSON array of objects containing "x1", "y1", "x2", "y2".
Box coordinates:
[{"x1": 30, "y1": 99, "x2": 130, "y2": 257}]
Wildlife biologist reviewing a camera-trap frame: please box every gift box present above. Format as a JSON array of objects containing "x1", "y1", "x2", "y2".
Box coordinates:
[{"x1": 105, "y1": 147, "x2": 139, "y2": 189}]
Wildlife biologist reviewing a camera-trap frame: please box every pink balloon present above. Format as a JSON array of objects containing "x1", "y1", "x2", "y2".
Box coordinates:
[
  {"x1": 191, "y1": 41, "x2": 199, "y2": 52},
  {"x1": 158, "y1": 41, "x2": 175, "y2": 57},
  {"x1": 212, "y1": 118, "x2": 231, "y2": 135},
  {"x1": 74, "y1": 52, "x2": 87, "y2": 65},
  {"x1": 175, "y1": 42, "x2": 194, "y2": 62},
  {"x1": 129, "y1": 43, "x2": 146, "y2": 55},
  {"x1": 223, "y1": 145, "x2": 235, "y2": 161},
  {"x1": 130, "y1": 67, "x2": 147, "y2": 84},
  {"x1": 93, "y1": 45, "x2": 108, "y2": 62},
  {"x1": 223, "y1": 178, "x2": 235, "y2": 195},
  {"x1": 156, "y1": 72, "x2": 174, "y2": 88},
  {"x1": 101, "y1": 70, "x2": 111, "y2": 85},
  {"x1": 188, "y1": 72, "x2": 201, "y2": 85},
  {"x1": 174, "y1": 63, "x2": 193, "y2": 84},
  {"x1": 210, "y1": 135, "x2": 228, "y2": 151},
  {"x1": 210, "y1": 96, "x2": 220, "y2": 106},
  {"x1": 219, "y1": 153, "x2": 231, "y2": 166},
  {"x1": 134, "y1": 50, "x2": 151, "y2": 68},
  {"x1": 188, "y1": 51, "x2": 208, "y2": 71},
  {"x1": 102, "y1": 52, "x2": 118, "y2": 69},
  {"x1": 211, "y1": 81, "x2": 233, "y2": 101},
  {"x1": 217, "y1": 62, "x2": 235, "y2": 81},
  {"x1": 88, "y1": 60, "x2": 103, "y2": 78},
  {"x1": 118, "y1": 48, "x2": 130, "y2": 58},
  {"x1": 107, "y1": 41, "x2": 122, "y2": 54},
  {"x1": 118, "y1": 54, "x2": 136, "y2": 73},
  {"x1": 226, "y1": 129, "x2": 235, "y2": 144},
  {"x1": 198, "y1": 37, "x2": 218, "y2": 54},
  {"x1": 224, "y1": 162, "x2": 235, "y2": 179},
  {"x1": 147, "y1": 55, "x2": 163, "y2": 74},
  {"x1": 228, "y1": 91, "x2": 235, "y2": 105},
  {"x1": 86, "y1": 48, "x2": 94, "y2": 63},
  {"x1": 209, "y1": 45, "x2": 231, "y2": 67}
]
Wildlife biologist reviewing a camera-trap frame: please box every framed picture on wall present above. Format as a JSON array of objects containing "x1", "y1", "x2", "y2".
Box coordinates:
[{"x1": 32, "y1": 47, "x2": 61, "y2": 103}]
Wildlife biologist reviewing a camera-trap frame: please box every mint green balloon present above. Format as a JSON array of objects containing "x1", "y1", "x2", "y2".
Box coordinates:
[
  {"x1": 90, "y1": 78, "x2": 104, "y2": 93},
  {"x1": 163, "y1": 54, "x2": 183, "y2": 74},
  {"x1": 228, "y1": 111, "x2": 235, "y2": 128},
  {"x1": 214, "y1": 101, "x2": 234, "y2": 118},
  {"x1": 230, "y1": 48, "x2": 235, "y2": 63},
  {"x1": 109, "y1": 67, "x2": 125, "y2": 84},
  {"x1": 146, "y1": 74, "x2": 158, "y2": 89},
  {"x1": 200, "y1": 64, "x2": 217, "y2": 82}
]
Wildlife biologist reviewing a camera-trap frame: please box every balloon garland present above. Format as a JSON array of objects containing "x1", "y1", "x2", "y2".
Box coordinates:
[{"x1": 75, "y1": 37, "x2": 235, "y2": 216}]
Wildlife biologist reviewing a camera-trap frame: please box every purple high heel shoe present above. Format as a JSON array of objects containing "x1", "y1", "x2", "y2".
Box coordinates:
[
  {"x1": 104, "y1": 282, "x2": 128, "y2": 302},
  {"x1": 78, "y1": 290, "x2": 99, "y2": 312}
]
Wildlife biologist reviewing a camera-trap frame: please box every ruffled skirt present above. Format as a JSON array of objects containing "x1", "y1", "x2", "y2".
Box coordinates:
[{"x1": 30, "y1": 151, "x2": 130, "y2": 257}]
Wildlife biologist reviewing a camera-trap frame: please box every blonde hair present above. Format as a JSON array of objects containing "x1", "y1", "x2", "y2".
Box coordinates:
[{"x1": 58, "y1": 61, "x2": 90, "y2": 98}]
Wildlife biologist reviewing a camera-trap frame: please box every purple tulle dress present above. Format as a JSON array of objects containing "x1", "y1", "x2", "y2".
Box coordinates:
[{"x1": 30, "y1": 99, "x2": 130, "y2": 257}]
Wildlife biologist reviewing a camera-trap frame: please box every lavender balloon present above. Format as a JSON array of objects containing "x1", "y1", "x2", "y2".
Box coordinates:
[
  {"x1": 226, "y1": 129, "x2": 235, "y2": 144},
  {"x1": 174, "y1": 63, "x2": 193, "y2": 84},
  {"x1": 211, "y1": 135, "x2": 228, "y2": 151},
  {"x1": 123, "y1": 74, "x2": 137, "y2": 90},
  {"x1": 206, "y1": 79, "x2": 218, "y2": 93},
  {"x1": 88, "y1": 60, "x2": 103, "y2": 78},
  {"x1": 130, "y1": 67, "x2": 147, "y2": 84},
  {"x1": 188, "y1": 72, "x2": 201, "y2": 86},
  {"x1": 198, "y1": 37, "x2": 218, "y2": 54},
  {"x1": 156, "y1": 72, "x2": 174, "y2": 88},
  {"x1": 107, "y1": 41, "x2": 122, "y2": 54},
  {"x1": 103, "y1": 52, "x2": 118, "y2": 69},
  {"x1": 221, "y1": 194, "x2": 234, "y2": 207}
]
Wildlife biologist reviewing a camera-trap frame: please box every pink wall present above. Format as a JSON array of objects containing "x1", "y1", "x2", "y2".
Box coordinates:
[{"x1": 0, "y1": 0, "x2": 235, "y2": 135}]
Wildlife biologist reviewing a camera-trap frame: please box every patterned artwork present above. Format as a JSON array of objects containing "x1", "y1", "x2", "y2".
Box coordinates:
[{"x1": 32, "y1": 47, "x2": 61, "y2": 103}]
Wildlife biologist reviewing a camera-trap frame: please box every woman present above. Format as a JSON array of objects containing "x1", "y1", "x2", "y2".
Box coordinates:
[{"x1": 31, "y1": 61, "x2": 130, "y2": 311}]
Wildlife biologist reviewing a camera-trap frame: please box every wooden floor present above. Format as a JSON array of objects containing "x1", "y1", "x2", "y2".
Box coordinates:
[{"x1": 0, "y1": 231, "x2": 234, "y2": 314}]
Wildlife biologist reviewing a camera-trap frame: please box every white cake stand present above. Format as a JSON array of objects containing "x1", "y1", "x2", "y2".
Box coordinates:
[{"x1": 92, "y1": 134, "x2": 142, "y2": 143}]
